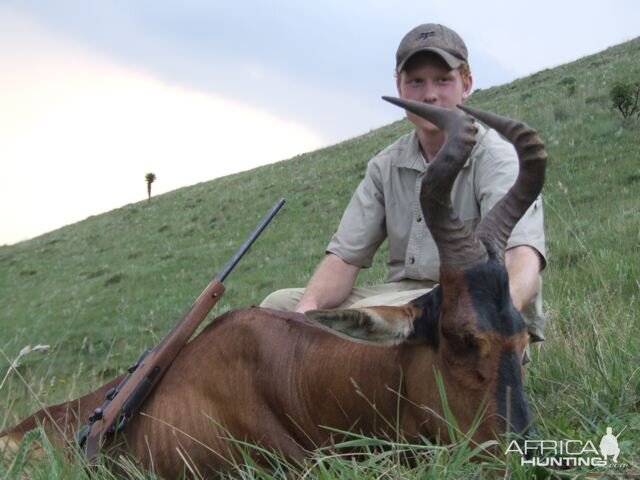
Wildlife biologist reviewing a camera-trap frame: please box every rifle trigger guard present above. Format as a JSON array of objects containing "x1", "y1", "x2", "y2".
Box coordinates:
[{"x1": 76, "y1": 424, "x2": 90, "y2": 448}]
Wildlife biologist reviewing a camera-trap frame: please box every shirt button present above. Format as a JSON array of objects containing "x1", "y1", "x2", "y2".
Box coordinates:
[
  {"x1": 409, "y1": 256, "x2": 416, "y2": 264},
  {"x1": 416, "y1": 216, "x2": 422, "y2": 222}
]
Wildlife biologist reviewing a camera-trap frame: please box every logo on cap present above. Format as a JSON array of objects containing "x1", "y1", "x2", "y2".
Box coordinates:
[{"x1": 418, "y1": 31, "x2": 436, "y2": 40}]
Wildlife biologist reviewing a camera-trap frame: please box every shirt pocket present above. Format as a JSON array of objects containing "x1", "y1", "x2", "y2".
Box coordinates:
[{"x1": 451, "y1": 171, "x2": 479, "y2": 224}]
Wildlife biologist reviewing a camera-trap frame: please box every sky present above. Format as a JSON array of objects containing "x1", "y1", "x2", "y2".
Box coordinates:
[{"x1": 1, "y1": 1, "x2": 639, "y2": 246}]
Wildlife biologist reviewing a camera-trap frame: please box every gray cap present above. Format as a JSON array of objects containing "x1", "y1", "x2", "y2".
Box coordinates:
[{"x1": 396, "y1": 24, "x2": 468, "y2": 72}]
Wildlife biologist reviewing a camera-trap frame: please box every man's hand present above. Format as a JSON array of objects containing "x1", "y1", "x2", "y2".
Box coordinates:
[{"x1": 295, "y1": 254, "x2": 360, "y2": 313}]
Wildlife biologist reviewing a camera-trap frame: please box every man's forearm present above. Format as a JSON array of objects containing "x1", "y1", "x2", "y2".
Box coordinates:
[
  {"x1": 295, "y1": 254, "x2": 360, "y2": 313},
  {"x1": 505, "y1": 246, "x2": 542, "y2": 312}
]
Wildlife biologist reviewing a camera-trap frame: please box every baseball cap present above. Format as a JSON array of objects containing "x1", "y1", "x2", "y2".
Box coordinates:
[{"x1": 396, "y1": 24, "x2": 468, "y2": 72}]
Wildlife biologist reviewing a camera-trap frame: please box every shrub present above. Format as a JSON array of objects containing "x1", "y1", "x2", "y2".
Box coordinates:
[
  {"x1": 558, "y1": 75, "x2": 577, "y2": 96},
  {"x1": 609, "y1": 80, "x2": 640, "y2": 119},
  {"x1": 559, "y1": 75, "x2": 576, "y2": 86}
]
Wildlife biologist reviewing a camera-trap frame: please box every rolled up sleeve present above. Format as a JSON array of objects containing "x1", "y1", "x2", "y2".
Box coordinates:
[{"x1": 326, "y1": 160, "x2": 387, "y2": 268}]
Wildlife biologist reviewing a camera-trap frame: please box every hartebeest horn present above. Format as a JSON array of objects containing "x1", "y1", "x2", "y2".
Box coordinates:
[
  {"x1": 383, "y1": 95, "x2": 460, "y2": 132},
  {"x1": 382, "y1": 96, "x2": 488, "y2": 269},
  {"x1": 458, "y1": 105, "x2": 547, "y2": 262}
]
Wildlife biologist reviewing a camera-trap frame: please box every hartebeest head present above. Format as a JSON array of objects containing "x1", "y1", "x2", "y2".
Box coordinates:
[{"x1": 309, "y1": 97, "x2": 547, "y2": 445}]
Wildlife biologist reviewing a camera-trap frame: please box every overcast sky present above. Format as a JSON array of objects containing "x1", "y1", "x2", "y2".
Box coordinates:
[{"x1": 1, "y1": 1, "x2": 639, "y2": 245}]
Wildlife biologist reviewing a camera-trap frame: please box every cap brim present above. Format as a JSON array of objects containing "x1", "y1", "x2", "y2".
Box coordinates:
[{"x1": 397, "y1": 47, "x2": 464, "y2": 72}]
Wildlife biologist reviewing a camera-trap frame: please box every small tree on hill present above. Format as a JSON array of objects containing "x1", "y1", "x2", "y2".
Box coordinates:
[
  {"x1": 145, "y1": 172, "x2": 156, "y2": 202},
  {"x1": 610, "y1": 81, "x2": 640, "y2": 120}
]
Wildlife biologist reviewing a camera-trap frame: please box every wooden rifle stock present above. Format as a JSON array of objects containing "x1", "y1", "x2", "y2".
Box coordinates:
[{"x1": 79, "y1": 198, "x2": 285, "y2": 462}]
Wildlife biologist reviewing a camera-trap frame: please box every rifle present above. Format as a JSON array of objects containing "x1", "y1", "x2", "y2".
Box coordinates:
[{"x1": 78, "y1": 198, "x2": 286, "y2": 462}]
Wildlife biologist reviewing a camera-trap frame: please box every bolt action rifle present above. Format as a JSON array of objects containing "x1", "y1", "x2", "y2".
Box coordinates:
[{"x1": 78, "y1": 198, "x2": 286, "y2": 462}]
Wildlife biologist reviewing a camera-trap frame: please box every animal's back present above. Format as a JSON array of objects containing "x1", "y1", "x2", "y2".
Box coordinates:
[
  {"x1": 2, "y1": 307, "x2": 408, "y2": 477},
  {"x1": 124, "y1": 307, "x2": 406, "y2": 476}
]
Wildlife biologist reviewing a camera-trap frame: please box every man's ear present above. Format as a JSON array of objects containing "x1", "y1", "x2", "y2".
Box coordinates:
[
  {"x1": 306, "y1": 305, "x2": 419, "y2": 342},
  {"x1": 396, "y1": 70, "x2": 403, "y2": 96},
  {"x1": 462, "y1": 71, "x2": 473, "y2": 101}
]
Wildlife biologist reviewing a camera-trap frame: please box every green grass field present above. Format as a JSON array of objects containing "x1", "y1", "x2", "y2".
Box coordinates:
[{"x1": 1, "y1": 37, "x2": 639, "y2": 478}]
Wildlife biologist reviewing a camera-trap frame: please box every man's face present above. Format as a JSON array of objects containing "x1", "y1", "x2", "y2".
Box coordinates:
[{"x1": 396, "y1": 52, "x2": 472, "y2": 134}]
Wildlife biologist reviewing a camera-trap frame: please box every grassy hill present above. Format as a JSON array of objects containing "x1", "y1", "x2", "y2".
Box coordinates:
[{"x1": 2, "y1": 38, "x2": 639, "y2": 477}]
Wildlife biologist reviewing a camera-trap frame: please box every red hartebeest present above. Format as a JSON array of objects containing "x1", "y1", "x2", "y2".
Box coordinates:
[{"x1": 0, "y1": 98, "x2": 547, "y2": 478}]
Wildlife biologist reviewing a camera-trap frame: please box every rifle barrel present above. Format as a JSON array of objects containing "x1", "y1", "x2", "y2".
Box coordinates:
[{"x1": 216, "y1": 198, "x2": 285, "y2": 282}]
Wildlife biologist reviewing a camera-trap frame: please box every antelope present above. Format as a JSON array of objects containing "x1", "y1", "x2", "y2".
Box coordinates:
[{"x1": 1, "y1": 97, "x2": 547, "y2": 478}]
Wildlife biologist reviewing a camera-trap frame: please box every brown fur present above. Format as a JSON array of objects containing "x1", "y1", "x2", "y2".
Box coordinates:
[{"x1": 1, "y1": 296, "x2": 529, "y2": 477}]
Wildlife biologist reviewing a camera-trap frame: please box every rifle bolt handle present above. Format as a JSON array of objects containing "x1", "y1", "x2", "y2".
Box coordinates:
[{"x1": 89, "y1": 407, "x2": 104, "y2": 423}]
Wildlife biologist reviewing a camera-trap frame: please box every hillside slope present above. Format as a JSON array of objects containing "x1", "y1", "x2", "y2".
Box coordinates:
[{"x1": 1, "y1": 37, "x2": 639, "y2": 472}]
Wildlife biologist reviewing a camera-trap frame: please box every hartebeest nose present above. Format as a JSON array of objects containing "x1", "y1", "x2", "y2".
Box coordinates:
[
  {"x1": 498, "y1": 351, "x2": 535, "y2": 440},
  {"x1": 519, "y1": 424, "x2": 541, "y2": 460},
  {"x1": 510, "y1": 391, "x2": 535, "y2": 437},
  {"x1": 524, "y1": 423, "x2": 538, "y2": 438}
]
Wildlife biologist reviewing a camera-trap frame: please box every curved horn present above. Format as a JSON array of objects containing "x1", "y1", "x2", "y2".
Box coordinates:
[
  {"x1": 383, "y1": 95, "x2": 459, "y2": 132},
  {"x1": 457, "y1": 105, "x2": 547, "y2": 262},
  {"x1": 383, "y1": 97, "x2": 488, "y2": 270}
]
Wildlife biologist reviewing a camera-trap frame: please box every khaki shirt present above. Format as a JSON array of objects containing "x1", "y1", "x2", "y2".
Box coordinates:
[{"x1": 327, "y1": 123, "x2": 547, "y2": 283}]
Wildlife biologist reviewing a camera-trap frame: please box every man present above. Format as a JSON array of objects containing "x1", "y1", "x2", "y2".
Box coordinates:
[{"x1": 261, "y1": 23, "x2": 546, "y2": 345}]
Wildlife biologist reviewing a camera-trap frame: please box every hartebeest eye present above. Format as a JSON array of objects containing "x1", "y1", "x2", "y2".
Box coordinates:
[
  {"x1": 441, "y1": 327, "x2": 491, "y2": 359},
  {"x1": 441, "y1": 329, "x2": 477, "y2": 355}
]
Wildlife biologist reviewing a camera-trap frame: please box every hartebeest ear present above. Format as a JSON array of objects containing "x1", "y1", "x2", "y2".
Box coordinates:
[{"x1": 306, "y1": 305, "x2": 419, "y2": 342}]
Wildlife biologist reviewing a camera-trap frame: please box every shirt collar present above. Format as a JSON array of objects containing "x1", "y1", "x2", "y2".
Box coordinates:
[{"x1": 392, "y1": 122, "x2": 487, "y2": 172}]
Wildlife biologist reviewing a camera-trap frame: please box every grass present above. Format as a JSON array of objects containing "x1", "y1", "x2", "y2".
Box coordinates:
[{"x1": 2, "y1": 37, "x2": 640, "y2": 478}]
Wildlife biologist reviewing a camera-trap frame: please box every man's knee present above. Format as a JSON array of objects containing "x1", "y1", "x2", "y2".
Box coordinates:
[{"x1": 260, "y1": 288, "x2": 305, "y2": 311}]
